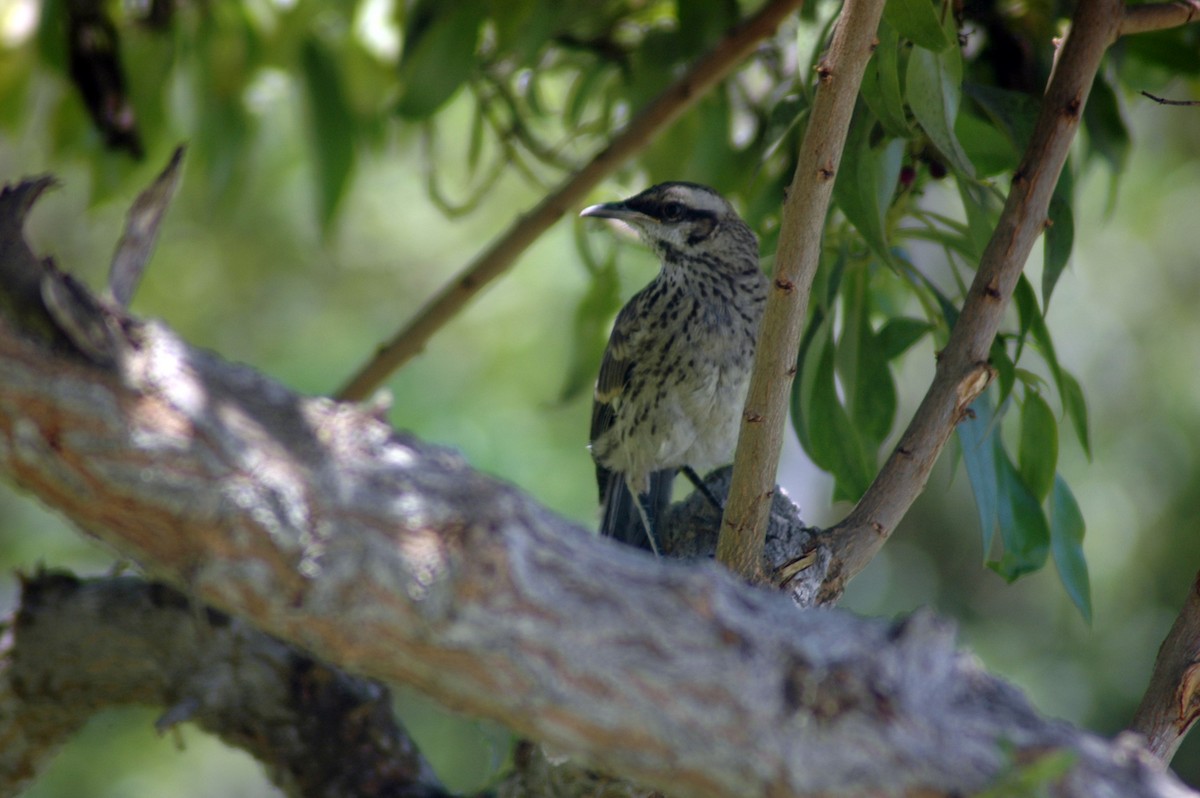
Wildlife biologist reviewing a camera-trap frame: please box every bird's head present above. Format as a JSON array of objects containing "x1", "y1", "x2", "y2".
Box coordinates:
[{"x1": 580, "y1": 182, "x2": 758, "y2": 271}]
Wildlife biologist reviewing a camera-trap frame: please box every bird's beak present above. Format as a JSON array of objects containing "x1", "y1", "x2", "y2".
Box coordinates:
[{"x1": 580, "y1": 201, "x2": 653, "y2": 224}]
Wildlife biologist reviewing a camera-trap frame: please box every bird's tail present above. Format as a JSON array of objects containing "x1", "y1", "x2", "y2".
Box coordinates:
[{"x1": 599, "y1": 469, "x2": 676, "y2": 552}]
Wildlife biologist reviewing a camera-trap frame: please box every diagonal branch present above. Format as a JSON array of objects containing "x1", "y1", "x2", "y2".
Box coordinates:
[
  {"x1": 0, "y1": 177, "x2": 1193, "y2": 798},
  {"x1": 1119, "y1": 0, "x2": 1200, "y2": 36},
  {"x1": 334, "y1": 0, "x2": 804, "y2": 401},
  {"x1": 1131, "y1": 570, "x2": 1200, "y2": 763},
  {"x1": 718, "y1": 0, "x2": 888, "y2": 580},
  {"x1": 819, "y1": 0, "x2": 1124, "y2": 599}
]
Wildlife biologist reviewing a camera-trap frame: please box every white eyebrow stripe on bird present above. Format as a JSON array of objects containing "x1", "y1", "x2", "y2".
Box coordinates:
[{"x1": 661, "y1": 185, "x2": 731, "y2": 216}]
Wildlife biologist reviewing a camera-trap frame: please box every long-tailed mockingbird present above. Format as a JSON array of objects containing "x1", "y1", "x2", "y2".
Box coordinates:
[{"x1": 580, "y1": 182, "x2": 768, "y2": 553}]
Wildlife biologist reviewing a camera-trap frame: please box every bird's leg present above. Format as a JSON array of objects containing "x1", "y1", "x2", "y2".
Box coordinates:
[
  {"x1": 682, "y1": 466, "x2": 724, "y2": 514},
  {"x1": 633, "y1": 493, "x2": 662, "y2": 557}
]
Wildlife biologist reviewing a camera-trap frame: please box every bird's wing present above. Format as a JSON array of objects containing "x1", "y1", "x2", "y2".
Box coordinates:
[{"x1": 590, "y1": 303, "x2": 643, "y2": 498}]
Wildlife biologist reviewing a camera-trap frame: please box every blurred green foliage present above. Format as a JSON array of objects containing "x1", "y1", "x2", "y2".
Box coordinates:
[{"x1": 0, "y1": 0, "x2": 1199, "y2": 793}]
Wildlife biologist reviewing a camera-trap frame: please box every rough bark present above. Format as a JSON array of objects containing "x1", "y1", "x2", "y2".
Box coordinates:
[
  {"x1": 0, "y1": 178, "x2": 1193, "y2": 797},
  {"x1": 0, "y1": 572, "x2": 446, "y2": 798}
]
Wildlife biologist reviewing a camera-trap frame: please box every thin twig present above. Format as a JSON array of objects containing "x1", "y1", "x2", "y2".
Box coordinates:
[
  {"x1": 1131, "y1": 570, "x2": 1200, "y2": 763},
  {"x1": 820, "y1": 0, "x2": 1124, "y2": 600},
  {"x1": 335, "y1": 0, "x2": 804, "y2": 401},
  {"x1": 1141, "y1": 90, "x2": 1200, "y2": 106},
  {"x1": 717, "y1": 0, "x2": 887, "y2": 579}
]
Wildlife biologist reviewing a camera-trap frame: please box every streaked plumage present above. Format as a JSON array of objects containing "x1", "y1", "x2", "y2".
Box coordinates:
[{"x1": 580, "y1": 182, "x2": 768, "y2": 552}]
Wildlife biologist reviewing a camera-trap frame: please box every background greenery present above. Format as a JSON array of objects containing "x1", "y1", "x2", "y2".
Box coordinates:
[{"x1": 1, "y1": 0, "x2": 1199, "y2": 793}]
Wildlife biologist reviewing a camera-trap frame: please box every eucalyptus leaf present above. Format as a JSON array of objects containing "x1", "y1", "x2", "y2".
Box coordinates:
[
  {"x1": 907, "y1": 44, "x2": 976, "y2": 178},
  {"x1": 1050, "y1": 474, "x2": 1093, "y2": 622}
]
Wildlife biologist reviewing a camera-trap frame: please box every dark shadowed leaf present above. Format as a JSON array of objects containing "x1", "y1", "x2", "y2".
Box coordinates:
[
  {"x1": 1082, "y1": 72, "x2": 1130, "y2": 175},
  {"x1": 1043, "y1": 169, "x2": 1075, "y2": 310},
  {"x1": 859, "y1": 20, "x2": 911, "y2": 138},
  {"x1": 883, "y1": 0, "x2": 949, "y2": 51},
  {"x1": 1050, "y1": 474, "x2": 1092, "y2": 622},
  {"x1": 877, "y1": 317, "x2": 932, "y2": 360},
  {"x1": 964, "y1": 83, "x2": 1040, "y2": 154},
  {"x1": 301, "y1": 38, "x2": 356, "y2": 233},
  {"x1": 396, "y1": 0, "x2": 485, "y2": 119}
]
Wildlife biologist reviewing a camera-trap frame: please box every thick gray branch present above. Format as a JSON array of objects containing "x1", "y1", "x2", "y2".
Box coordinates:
[
  {"x1": 0, "y1": 572, "x2": 445, "y2": 798},
  {"x1": 0, "y1": 180, "x2": 1191, "y2": 797}
]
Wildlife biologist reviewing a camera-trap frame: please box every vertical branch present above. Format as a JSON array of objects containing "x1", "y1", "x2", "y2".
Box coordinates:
[
  {"x1": 336, "y1": 0, "x2": 804, "y2": 401},
  {"x1": 717, "y1": 0, "x2": 887, "y2": 579}
]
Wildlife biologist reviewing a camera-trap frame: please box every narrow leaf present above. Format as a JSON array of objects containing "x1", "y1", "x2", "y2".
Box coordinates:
[
  {"x1": 1061, "y1": 369, "x2": 1092, "y2": 458},
  {"x1": 1018, "y1": 391, "x2": 1057, "y2": 502},
  {"x1": 833, "y1": 105, "x2": 904, "y2": 263},
  {"x1": 883, "y1": 0, "x2": 949, "y2": 51},
  {"x1": 877, "y1": 317, "x2": 932, "y2": 360},
  {"x1": 301, "y1": 38, "x2": 356, "y2": 233},
  {"x1": 859, "y1": 20, "x2": 911, "y2": 138},
  {"x1": 396, "y1": 0, "x2": 484, "y2": 118},
  {"x1": 1050, "y1": 474, "x2": 1093, "y2": 622},
  {"x1": 991, "y1": 447, "x2": 1051, "y2": 581},
  {"x1": 907, "y1": 45, "x2": 975, "y2": 177},
  {"x1": 958, "y1": 392, "x2": 999, "y2": 558},
  {"x1": 1043, "y1": 169, "x2": 1075, "y2": 310}
]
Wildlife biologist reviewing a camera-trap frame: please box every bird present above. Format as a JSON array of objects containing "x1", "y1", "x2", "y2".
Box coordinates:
[{"x1": 580, "y1": 182, "x2": 769, "y2": 554}]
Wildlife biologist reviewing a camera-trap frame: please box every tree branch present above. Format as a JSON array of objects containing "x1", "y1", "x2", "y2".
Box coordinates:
[
  {"x1": 0, "y1": 572, "x2": 447, "y2": 798},
  {"x1": 1131, "y1": 570, "x2": 1200, "y2": 763},
  {"x1": 819, "y1": 0, "x2": 1124, "y2": 599},
  {"x1": 0, "y1": 179, "x2": 1193, "y2": 798},
  {"x1": 1119, "y1": 0, "x2": 1200, "y2": 37},
  {"x1": 718, "y1": 0, "x2": 887, "y2": 580},
  {"x1": 335, "y1": 0, "x2": 804, "y2": 401}
]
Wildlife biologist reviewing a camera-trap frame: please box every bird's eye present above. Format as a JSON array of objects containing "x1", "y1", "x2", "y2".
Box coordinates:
[{"x1": 662, "y1": 202, "x2": 685, "y2": 222}]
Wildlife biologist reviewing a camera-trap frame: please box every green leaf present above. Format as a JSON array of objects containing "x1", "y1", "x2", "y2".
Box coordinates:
[
  {"x1": 1061, "y1": 369, "x2": 1092, "y2": 458},
  {"x1": 877, "y1": 317, "x2": 932, "y2": 360},
  {"x1": 1082, "y1": 72, "x2": 1130, "y2": 175},
  {"x1": 396, "y1": 0, "x2": 485, "y2": 119},
  {"x1": 955, "y1": 110, "x2": 1018, "y2": 178},
  {"x1": 1018, "y1": 391, "x2": 1057, "y2": 502},
  {"x1": 957, "y1": 175, "x2": 1000, "y2": 259},
  {"x1": 859, "y1": 20, "x2": 911, "y2": 138},
  {"x1": 964, "y1": 83, "x2": 1040, "y2": 154},
  {"x1": 883, "y1": 0, "x2": 949, "y2": 51},
  {"x1": 678, "y1": 0, "x2": 739, "y2": 56},
  {"x1": 793, "y1": 321, "x2": 875, "y2": 500},
  {"x1": 301, "y1": 38, "x2": 356, "y2": 233},
  {"x1": 1043, "y1": 168, "x2": 1075, "y2": 310},
  {"x1": 991, "y1": 446, "x2": 1051, "y2": 581},
  {"x1": 838, "y1": 268, "x2": 898, "y2": 446},
  {"x1": 1050, "y1": 474, "x2": 1092, "y2": 623},
  {"x1": 834, "y1": 106, "x2": 905, "y2": 263},
  {"x1": 558, "y1": 259, "x2": 621, "y2": 403},
  {"x1": 907, "y1": 44, "x2": 975, "y2": 178},
  {"x1": 958, "y1": 391, "x2": 999, "y2": 557},
  {"x1": 990, "y1": 337, "x2": 1015, "y2": 408}
]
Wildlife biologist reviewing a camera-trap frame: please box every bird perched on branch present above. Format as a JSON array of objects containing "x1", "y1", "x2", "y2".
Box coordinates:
[{"x1": 580, "y1": 182, "x2": 768, "y2": 553}]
